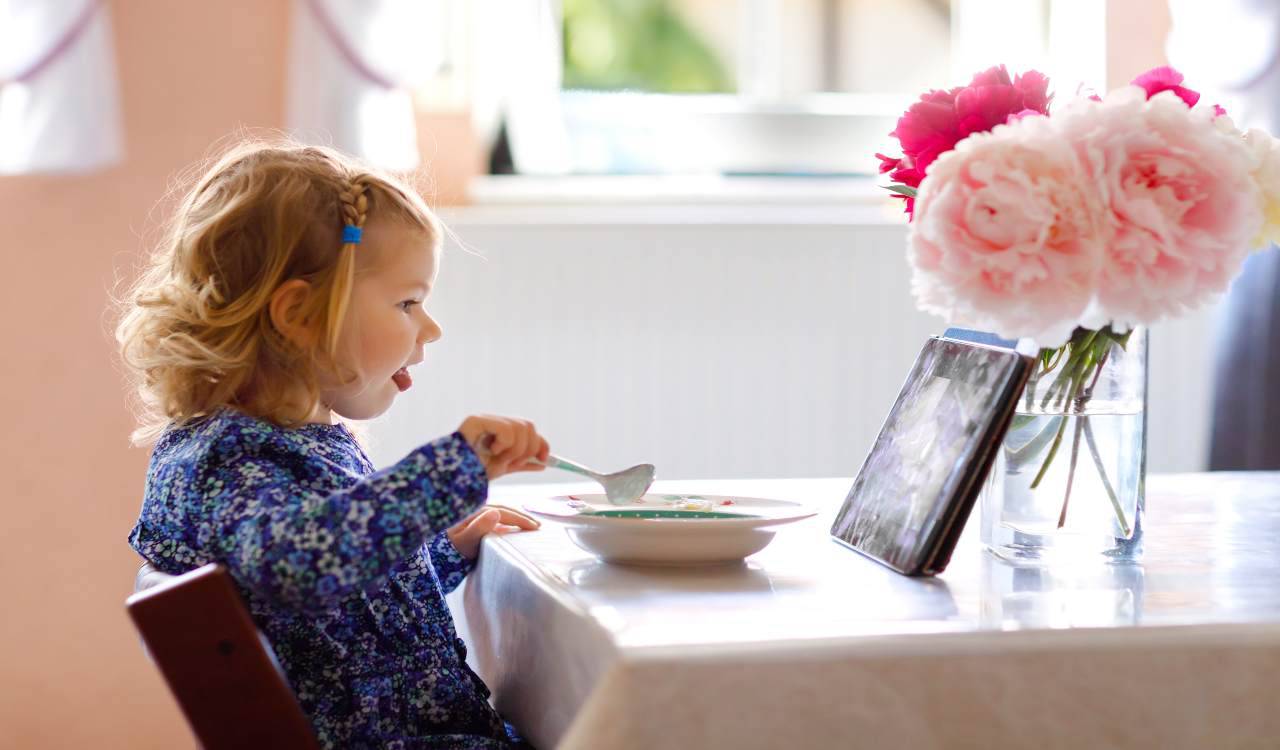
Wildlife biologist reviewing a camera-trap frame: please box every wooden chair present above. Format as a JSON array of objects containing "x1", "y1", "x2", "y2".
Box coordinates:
[{"x1": 126, "y1": 562, "x2": 321, "y2": 749}]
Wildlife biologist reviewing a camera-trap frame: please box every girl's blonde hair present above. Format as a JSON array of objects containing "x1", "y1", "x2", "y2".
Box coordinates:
[{"x1": 117, "y1": 140, "x2": 439, "y2": 443}]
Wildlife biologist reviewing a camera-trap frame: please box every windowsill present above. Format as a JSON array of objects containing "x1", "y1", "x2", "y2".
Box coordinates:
[{"x1": 440, "y1": 175, "x2": 908, "y2": 227}]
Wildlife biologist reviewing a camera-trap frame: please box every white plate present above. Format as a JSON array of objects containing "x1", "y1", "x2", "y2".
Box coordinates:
[{"x1": 523, "y1": 493, "x2": 817, "y2": 566}]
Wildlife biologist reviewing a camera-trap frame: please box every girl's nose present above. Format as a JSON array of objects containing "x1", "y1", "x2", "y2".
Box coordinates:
[{"x1": 421, "y1": 312, "x2": 442, "y2": 344}]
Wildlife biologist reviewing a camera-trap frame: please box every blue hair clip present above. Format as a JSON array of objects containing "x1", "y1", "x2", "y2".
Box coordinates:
[{"x1": 342, "y1": 225, "x2": 363, "y2": 245}]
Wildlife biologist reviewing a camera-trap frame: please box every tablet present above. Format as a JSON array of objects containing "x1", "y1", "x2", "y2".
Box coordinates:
[{"x1": 831, "y1": 336, "x2": 1033, "y2": 576}]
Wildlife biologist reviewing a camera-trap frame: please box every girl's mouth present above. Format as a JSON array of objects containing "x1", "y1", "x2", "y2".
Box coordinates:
[{"x1": 392, "y1": 367, "x2": 412, "y2": 392}]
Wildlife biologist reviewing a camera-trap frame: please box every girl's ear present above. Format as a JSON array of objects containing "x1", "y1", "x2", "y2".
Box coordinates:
[{"x1": 268, "y1": 279, "x2": 316, "y2": 350}]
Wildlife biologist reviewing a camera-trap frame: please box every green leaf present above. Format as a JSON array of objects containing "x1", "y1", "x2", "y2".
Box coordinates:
[{"x1": 883, "y1": 184, "x2": 919, "y2": 198}]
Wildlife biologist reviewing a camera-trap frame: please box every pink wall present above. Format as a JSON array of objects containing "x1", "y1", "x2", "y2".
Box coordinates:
[{"x1": 0, "y1": 2, "x2": 288, "y2": 747}]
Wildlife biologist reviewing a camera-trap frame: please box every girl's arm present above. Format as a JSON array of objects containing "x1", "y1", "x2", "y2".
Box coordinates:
[
  {"x1": 429, "y1": 505, "x2": 542, "y2": 594},
  {"x1": 426, "y1": 530, "x2": 474, "y2": 595},
  {"x1": 209, "y1": 431, "x2": 487, "y2": 612}
]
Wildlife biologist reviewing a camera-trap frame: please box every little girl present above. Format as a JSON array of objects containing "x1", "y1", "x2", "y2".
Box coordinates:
[{"x1": 118, "y1": 141, "x2": 547, "y2": 749}]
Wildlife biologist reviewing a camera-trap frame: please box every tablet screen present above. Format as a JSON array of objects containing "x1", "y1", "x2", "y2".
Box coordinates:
[{"x1": 831, "y1": 337, "x2": 1029, "y2": 574}]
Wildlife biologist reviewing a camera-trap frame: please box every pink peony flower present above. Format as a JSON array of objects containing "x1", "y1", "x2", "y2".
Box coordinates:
[
  {"x1": 1241, "y1": 127, "x2": 1280, "y2": 248},
  {"x1": 1214, "y1": 114, "x2": 1280, "y2": 249},
  {"x1": 1131, "y1": 65, "x2": 1230, "y2": 116},
  {"x1": 1131, "y1": 66, "x2": 1200, "y2": 107},
  {"x1": 1054, "y1": 87, "x2": 1263, "y2": 326},
  {"x1": 890, "y1": 87, "x2": 962, "y2": 179},
  {"x1": 876, "y1": 153, "x2": 902, "y2": 175},
  {"x1": 875, "y1": 152, "x2": 920, "y2": 215},
  {"x1": 875, "y1": 152, "x2": 922, "y2": 187},
  {"x1": 880, "y1": 66, "x2": 1052, "y2": 218},
  {"x1": 956, "y1": 68, "x2": 1051, "y2": 135},
  {"x1": 908, "y1": 114, "x2": 1106, "y2": 345}
]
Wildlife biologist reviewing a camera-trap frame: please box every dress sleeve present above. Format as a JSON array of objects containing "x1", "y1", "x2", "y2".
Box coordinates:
[
  {"x1": 208, "y1": 430, "x2": 487, "y2": 611},
  {"x1": 426, "y1": 529, "x2": 477, "y2": 595}
]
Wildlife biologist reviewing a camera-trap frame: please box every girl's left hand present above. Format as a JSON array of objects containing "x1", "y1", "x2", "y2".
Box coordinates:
[{"x1": 447, "y1": 505, "x2": 540, "y2": 560}]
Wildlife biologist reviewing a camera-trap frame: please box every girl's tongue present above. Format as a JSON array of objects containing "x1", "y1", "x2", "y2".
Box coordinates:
[{"x1": 392, "y1": 367, "x2": 412, "y2": 391}]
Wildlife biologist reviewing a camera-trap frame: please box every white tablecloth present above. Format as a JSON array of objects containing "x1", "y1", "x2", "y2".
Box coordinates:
[{"x1": 462, "y1": 474, "x2": 1280, "y2": 750}]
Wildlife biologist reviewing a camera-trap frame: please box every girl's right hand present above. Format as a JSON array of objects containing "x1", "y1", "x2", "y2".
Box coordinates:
[{"x1": 458, "y1": 415, "x2": 550, "y2": 480}]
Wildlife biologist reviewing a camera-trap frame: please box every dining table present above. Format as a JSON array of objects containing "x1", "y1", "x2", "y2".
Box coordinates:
[{"x1": 461, "y1": 473, "x2": 1280, "y2": 750}]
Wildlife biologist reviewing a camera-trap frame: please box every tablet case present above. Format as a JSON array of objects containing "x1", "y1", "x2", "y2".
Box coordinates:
[{"x1": 831, "y1": 336, "x2": 1033, "y2": 576}]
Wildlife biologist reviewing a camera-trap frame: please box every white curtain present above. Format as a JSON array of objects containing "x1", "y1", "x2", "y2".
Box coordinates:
[
  {"x1": 0, "y1": 0, "x2": 123, "y2": 175},
  {"x1": 287, "y1": 0, "x2": 447, "y2": 171},
  {"x1": 469, "y1": 0, "x2": 570, "y2": 175}
]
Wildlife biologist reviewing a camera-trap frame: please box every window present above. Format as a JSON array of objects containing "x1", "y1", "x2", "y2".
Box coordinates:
[
  {"x1": 550, "y1": 0, "x2": 1104, "y2": 176},
  {"x1": 564, "y1": 0, "x2": 954, "y2": 98},
  {"x1": 448, "y1": 0, "x2": 1104, "y2": 178}
]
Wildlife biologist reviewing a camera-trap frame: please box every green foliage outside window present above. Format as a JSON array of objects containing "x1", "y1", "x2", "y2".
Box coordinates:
[{"x1": 562, "y1": 0, "x2": 733, "y2": 93}]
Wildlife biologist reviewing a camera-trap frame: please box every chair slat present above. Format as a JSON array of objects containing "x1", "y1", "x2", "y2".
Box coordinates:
[{"x1": 126, "y1": 563, "x2": 320, "y2": 750}]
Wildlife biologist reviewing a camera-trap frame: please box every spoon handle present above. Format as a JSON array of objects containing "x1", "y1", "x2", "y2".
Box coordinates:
[
  {"x1": 476, "y1": 433, "x2": 602, "y2": 480},
  {"x1": 528, "y1": 453, "x2": 601, "y2": 480}
]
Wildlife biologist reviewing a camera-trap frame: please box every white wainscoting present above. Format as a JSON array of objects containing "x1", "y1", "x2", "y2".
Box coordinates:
[{"x1": 364, "y1": 206, "x2": 1222, "y2": 486}]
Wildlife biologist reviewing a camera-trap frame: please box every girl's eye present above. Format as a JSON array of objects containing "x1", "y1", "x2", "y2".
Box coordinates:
[{"x1": 399, "y1": 300, "x2": 420, "y2": 312}]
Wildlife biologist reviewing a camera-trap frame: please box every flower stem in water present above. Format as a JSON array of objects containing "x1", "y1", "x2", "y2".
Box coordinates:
[
  {"x1": 1022, "y1": 325, "x2": 1134, "y2": 533},
  {"x1": 1056, "y1": 340, "x2": 1111, "y2": 528},
  {"x1": 1085, "y1": 417, "x2": 1131, "y2": 537}
]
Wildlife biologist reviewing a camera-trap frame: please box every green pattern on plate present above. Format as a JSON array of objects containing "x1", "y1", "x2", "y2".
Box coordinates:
[{"x1": 587, "y1": 509, "x2": 759, "y2": 520}]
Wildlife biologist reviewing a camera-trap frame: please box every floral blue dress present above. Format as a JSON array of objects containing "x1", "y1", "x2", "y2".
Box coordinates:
[{"x1": 128, "y1": 408, "x2": 520, "y2": 749}]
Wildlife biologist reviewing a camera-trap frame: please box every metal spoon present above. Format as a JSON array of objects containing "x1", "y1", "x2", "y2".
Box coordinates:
[
  {"x1": 476, "y1": 434, "x2": 655, "y2": 504},
  {"x1": 528, "y1": 454, "x2": 656, "y2": 505}
]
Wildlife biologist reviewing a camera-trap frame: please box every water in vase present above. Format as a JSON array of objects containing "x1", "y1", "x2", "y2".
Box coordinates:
[{"x1": 981, "y1": 402, "x2": 1146, "y2": 562}]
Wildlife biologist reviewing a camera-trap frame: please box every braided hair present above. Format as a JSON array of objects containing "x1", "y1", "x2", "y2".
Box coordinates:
[{"x1": 339, "y1": 176, "x2": 370, "y2": 239}]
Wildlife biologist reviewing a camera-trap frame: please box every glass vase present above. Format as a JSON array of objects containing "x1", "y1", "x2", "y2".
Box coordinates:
[{"x1": 981, "y1": 326, "x2": 1148, "y2": 562}]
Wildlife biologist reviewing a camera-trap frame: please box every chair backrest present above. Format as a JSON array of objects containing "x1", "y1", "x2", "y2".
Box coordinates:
[{"x1": 126, "y1": 563, "x2": 321, "y2": 750}]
